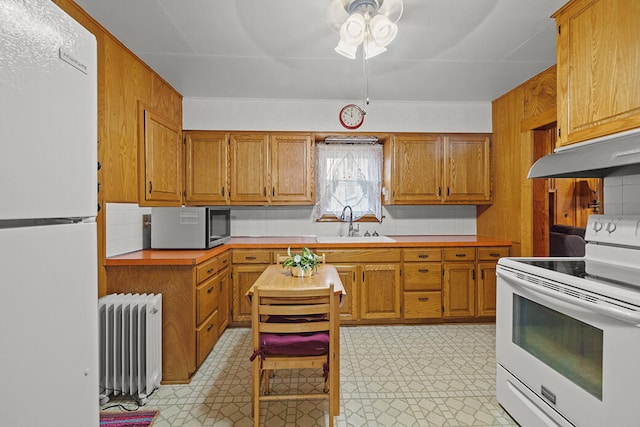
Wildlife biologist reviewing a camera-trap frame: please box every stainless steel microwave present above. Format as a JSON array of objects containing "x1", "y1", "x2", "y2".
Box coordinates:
[{"x1": 151, "y1": 207, "x2": 230, "y2": 249}]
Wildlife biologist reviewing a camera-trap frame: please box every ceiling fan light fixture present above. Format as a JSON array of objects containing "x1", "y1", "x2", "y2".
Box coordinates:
[
  {"x1": 339, "y1": 12, "x2": 366, "y2": 45},
  {"x1": 369, "y1": 14, "x2": 397, "y2": 47},
  {"x1": 329, "y1": 0, "x2": 403, "y2": 60},
  {"x1": 363, "y1": 36, "x2": 387, "y2": 59},
  {"x1": 335, "y1": 39, "x2": 358, "y2": 59}
]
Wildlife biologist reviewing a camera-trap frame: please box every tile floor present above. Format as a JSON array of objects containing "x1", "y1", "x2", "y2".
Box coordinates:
[{"x1": 102, "y1": 324, "x2": 518, "y2": 426}]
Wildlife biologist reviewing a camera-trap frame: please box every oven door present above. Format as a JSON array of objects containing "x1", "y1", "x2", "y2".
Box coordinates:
[{"x1": 496, "y1": 265, "x2": 640, "y2": 427}]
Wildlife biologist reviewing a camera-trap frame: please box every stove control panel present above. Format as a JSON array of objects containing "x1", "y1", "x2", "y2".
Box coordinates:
[{"x1": 586, "y1": 214, "x2": 640, "y2": 248}]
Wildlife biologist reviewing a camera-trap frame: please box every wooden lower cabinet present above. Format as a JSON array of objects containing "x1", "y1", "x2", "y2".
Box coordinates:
[
  {"x1": 231, "y1": 249, "x2": 272, "y2": 322},
  {"x1": 402, "y1": 248, "x2": 443, "y2": 319},
  {"x1": 323, "y1": 249, "x2": 402, "y2": 322},
  {"x1": 443, "y1": 262, "x2": 476, "y2": 318},
  {"x1": 105, "y1": 251, "x2": 230, "y2": 383},
  {"x1": 476, "y1": 247, "x2": 510, "y2": 317},
  {"x1": 443, "y1": 247, "x2": 477, "y2": 318},
  {"x1": 360, "y1": 264, "x2": 402, "y2": 319},
  {"x1": 333, "y1": 264, "x2": 358, "y2": 321}
]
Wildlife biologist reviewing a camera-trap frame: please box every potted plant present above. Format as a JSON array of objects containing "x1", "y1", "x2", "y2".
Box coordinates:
[{"x1": 282, "y1": 247, "x2": 321, "y2": 277}]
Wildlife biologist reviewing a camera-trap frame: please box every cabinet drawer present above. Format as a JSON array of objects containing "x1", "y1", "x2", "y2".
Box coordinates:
[
  {"x1": 403, "y1": 248, "x2": 441, "y2": 262},
  {"x1": 443, "y1": 247, "x2": 476, "y2": 261},
  {"x1": 232, "y1": 249, "x2": 271, "y2": 264},
  {"x1": 218, "y1": 251, "x2": 231, "y2": 270},
  {"x1": 196, "y1": 309, "x2": 219, "y2": 367},
  {"x1": 196, "y1": 257, "x2": 218, "y2": 283},
  {"x1": 403, "y1": 263, "x2": 442, "y2": 291},
  {"x1": 404, "y1": 292, "x2": 441, "y2": 319},
  {"x1": 197, "y1": 275, "x2": 219, "y2": 324},
  {"x1": 323, "y1": 249, "x2": 401, "y2": 263},
  {"x1": 478, "y1": 247, "x2": 509, "y2": 261}
]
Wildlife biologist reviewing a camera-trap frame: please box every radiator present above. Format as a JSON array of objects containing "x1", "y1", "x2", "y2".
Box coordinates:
[{"x1": 98, "y1": 293, "x2": 162, "y2": 405}]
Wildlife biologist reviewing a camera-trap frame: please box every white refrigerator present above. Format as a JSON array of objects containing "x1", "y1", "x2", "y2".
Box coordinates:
[{"x1": 0, "y1": 1, "x2": 99, "y2": 425}]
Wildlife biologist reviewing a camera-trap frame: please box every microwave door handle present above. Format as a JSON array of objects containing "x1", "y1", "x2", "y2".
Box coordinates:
[{"x1": 498, "y1": 270, "x2": 640, "y2": 326}]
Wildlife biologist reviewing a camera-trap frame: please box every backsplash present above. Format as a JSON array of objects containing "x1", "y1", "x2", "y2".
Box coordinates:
[
  {"x1": 106, "y1": 203, "x2": 152, "y2": 257},
  {"x1": 230, "y1": 205, "x2": 476, "y2": 237},
  {"x1": 603, "y1": 173, "x2": 640, "y2": 215},
  {"x1": 105, "y1": 203, "x2": 476, "y2": 256}
]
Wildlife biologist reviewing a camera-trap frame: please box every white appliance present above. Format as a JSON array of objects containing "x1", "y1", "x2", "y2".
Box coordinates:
[
  {"x1": 496, "y1": 214, "x2": 640, "y2": 427},
  {"x1": 0, "y1": 1, "x2": 98, "y2": 426}
]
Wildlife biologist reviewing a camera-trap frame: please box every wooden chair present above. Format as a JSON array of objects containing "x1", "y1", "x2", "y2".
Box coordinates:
[{"x1": 250, "y1": 285, "x2": 339, "y2": 427}]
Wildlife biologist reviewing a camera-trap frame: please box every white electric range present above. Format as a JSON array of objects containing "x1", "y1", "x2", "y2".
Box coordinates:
[{"x1": 496, "y1": 214, "x2": 640, "y2": 427}]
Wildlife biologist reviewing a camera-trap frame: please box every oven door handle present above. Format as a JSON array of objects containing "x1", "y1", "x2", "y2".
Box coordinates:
[{"x1": 499, "y1": 270, "x2": 640, "y2": 326}]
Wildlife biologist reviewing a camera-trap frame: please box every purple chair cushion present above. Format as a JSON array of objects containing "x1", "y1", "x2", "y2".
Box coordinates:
[{"x1": 259, "y1": 332, "x2": 329, "y2": 356}]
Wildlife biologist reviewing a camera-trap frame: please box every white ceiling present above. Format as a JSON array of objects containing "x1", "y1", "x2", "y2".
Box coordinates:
[{"x1": 74, "y1": 0, "x2": 565, "y2": 103}]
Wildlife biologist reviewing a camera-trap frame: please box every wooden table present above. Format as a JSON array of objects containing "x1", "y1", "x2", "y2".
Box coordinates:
[{"x1": 245, "y1": 264, "x2": 346, "y2": 298}]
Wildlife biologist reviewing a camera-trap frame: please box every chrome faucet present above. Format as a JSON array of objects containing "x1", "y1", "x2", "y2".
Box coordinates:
[{"x1": 341, "y1": 205, "x2": 359, "y2": 237}]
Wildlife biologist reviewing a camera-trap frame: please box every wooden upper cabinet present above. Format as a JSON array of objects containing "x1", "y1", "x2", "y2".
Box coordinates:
[
  {"x1": 390, "y1": 133, "x2": 491, "y2": 204},
  {"x1": 391, "y1": 134, "x2": 442, "y2": 203},
  {"x1": 185, "y1": 131, "x2": 229, "y2": 205},
  {"x1": 139, "y1": 106, "x2": 183, "y2": 205},
  {"x1": 151, "y1": 74, "x2": 182, "y2": 126},
  {"x1": 229, "y1": 133, "x2": 269, "y2": 204},
  {"x1": 555, "y1": 0, "x2": 640, "y2": 146},
  {"x1": 443, "y1": 134, "x2": 491, "y2": 203},
  {"x1": 270, "y1": 133, "x2": 313, "y2": 204},
  {"x1": 102, "y1": 35, "x2": 151, "y2": 202}
]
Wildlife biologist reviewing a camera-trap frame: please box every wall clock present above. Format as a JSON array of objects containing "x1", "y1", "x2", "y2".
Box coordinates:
[{"x1": 339, "y1": 104, "x2": 365, "y2": 129}]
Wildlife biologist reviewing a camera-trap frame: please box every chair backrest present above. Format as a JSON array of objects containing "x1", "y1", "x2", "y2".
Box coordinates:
[{"x1": 252, "y1": 285, "x2": 335, "y2": 336}]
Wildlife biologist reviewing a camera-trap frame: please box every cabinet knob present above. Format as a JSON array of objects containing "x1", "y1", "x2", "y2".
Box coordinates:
[
  {"x1": 207, "y1": 286, "x2": 214, "y2": 294},
  {"x1": 455, "y1": 253, "x2": 466, "y2": 258},
  {"x1": 418, "y1": 269, "x2": 429, "y2": 273},
  {"x1": 418, "y1": 254, "x2": 429, "y2": 259},
  {"x1": 418, "y1": 297, "x2": 429, "y2": 302}
]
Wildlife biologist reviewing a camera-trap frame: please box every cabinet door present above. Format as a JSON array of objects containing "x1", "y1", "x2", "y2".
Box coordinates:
[
  {"x1": 443, "y1": 134, "x2": 491, "y2": 203},
  {"x1": 229, "y1": 133, "x2": 269, "y2": 203},
  {"x1": 139, "y1": 107, "x2": 183, "y2": 205},
  {"x1": 443, "y1": 262, "x2": 476, "y2": 318},
  {"x1": 392, "y1": 134, "x2": 442, "y2": 203},
  {"x1": 218, "y1": 267, "x2": 231, "y2": 333},
  {"x1": 232, "y1": 264, "x2": 269, "y2": 322},
  {"x1": 270, "y1": 133, "x2": 314, "y2": 204},
  {"x1": 477, "y1": 262, "x2": 497, "y2": 317},
  {"x1": 556, "y1": 0, "x2": 640, "y2": 145},
  {"x1": 102, "y1": 36, "x2": 151, "y2": 202},
  {"x1": 360, "y1": 264, "x2": 401, "y2": 319},
  {"x1": 333, "y1": 264, "x2": 358, "y2": 321},
  {"x1": 185, "y1": 131, "x2": 229, "y2": 204}
]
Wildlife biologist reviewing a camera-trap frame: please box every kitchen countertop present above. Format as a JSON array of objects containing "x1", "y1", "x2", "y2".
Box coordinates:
[{"x1": 105, "y1": 235, "x2": 511, "y2": 266}]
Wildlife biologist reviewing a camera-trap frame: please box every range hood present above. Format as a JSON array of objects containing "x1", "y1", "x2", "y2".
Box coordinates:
[{"x1": 528, "y1": 128, "x2": 640, "y2": 178}]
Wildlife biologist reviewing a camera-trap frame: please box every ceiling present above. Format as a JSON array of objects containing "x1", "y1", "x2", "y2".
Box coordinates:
[{"x1": 74, "y1": 0, "x2": 565, "y2": 103}]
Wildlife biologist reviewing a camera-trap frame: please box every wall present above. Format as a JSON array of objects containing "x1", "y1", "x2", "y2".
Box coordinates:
[{"x1": 183, "y1": 98, "x2": 492, "y2": 133}]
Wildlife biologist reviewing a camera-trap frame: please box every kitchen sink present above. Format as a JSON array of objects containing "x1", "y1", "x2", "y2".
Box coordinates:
[{"x1": 315, "y1": 235, "x2": 396, "y2": 244}]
